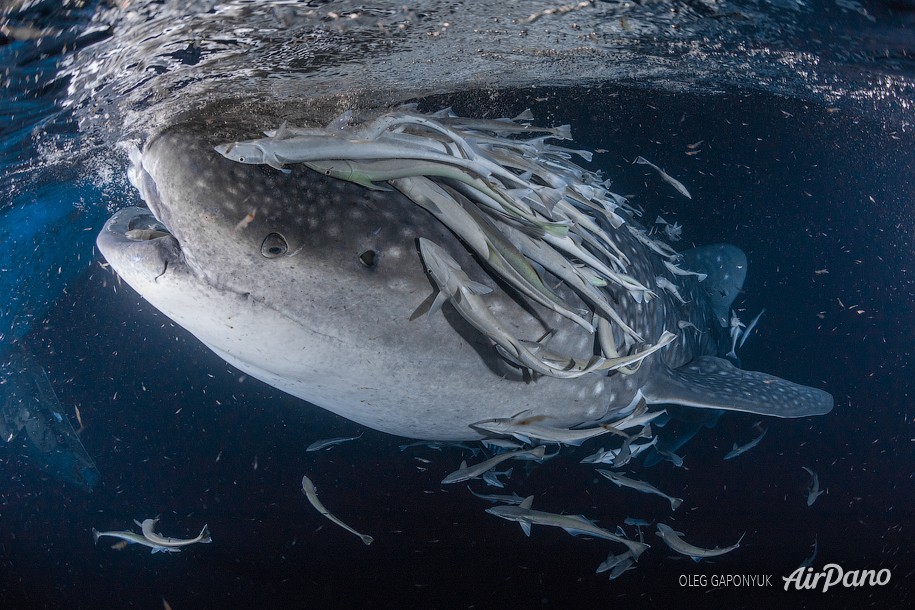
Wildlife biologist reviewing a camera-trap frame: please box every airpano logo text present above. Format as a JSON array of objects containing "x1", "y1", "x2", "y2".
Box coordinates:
[{"x1": 783, "y1": 564, "x2": 892, "y2": 592}]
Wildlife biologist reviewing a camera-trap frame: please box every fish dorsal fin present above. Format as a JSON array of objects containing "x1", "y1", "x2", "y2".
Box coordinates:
[
  {"x1": 461, "y1": 279, "x2": 493, "y2": 296},
  {"x1": 519, "y1": 495, "x2": 534, "y2": 510},
  {"x1": 272, "y1": 121, "x2": 290, "y2": 141},
  {"x1": 678, "y1": 244, "x2": 747, "y2": 327},
  {"x1": 513, "y1": 109, "x2": 534, "y2": 121},
  {"x1": 459, "y1": 460, "x2": 468, "y2": 470},
  {"x1": 643, "y1": 356, "x2": 833, "y2": 418}
]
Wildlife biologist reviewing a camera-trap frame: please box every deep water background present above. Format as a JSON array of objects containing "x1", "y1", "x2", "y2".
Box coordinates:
[{"x1": 1, "y1": 82, "x2": 911, "y2": 608}]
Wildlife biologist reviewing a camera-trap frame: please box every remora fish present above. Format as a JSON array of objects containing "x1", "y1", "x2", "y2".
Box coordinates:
[
  {"x1": 802, "y1": 466, "x2": 825, "y2": 506},
  {"x1": 655, "y1": 523, "x2": 744, "y2": 561},
  {"x1": 441, "y1": 445, "x2": 546, "y2": 484},
  {"x1": 306, "y1": 433, "x2": 363, "y2": 452},
  {"x1": 634, "y1": 156, "x2": 692, "y2": 199},
  {"x1": 486, "y1": 496, "x2": 649, "y2": 559},
  {"x1": 92, "y1": 528, "x2": 180, "y2": 554},
  {"x1": 467, "y1": 487, "x2": 526, "y2": 505},
  {"x1": 723, "y1": 425, "x2": 768, "y2": 460},
  {"x1": 727, "y1": 309, "x2": 746, "y2": 358},
  {"x1": 135, "y1": 518, "x2": 212, "y2": 547},
  {"x1": 471, "y1": 412, "x2": 623, "y2": 446},
  {"x1": 596, "y1": 469, "x2": 683, "y2": 511},
  {"x1": 581, "y1": 437, "x2": 658, "y2": 465},
  {"x1": 301, "y1": 475, "x2": 374, "y2": 545},
  {"x1": 738, "y1": 309, "x2": 766, "y2": 350},
  {"x1": 96, "y1": 110, "x2": 832, "y2": 442}
]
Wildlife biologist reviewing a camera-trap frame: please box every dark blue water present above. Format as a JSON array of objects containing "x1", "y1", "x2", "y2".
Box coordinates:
[{"x1": 2, "y1": 1, "x2": 913, "y2": 608}]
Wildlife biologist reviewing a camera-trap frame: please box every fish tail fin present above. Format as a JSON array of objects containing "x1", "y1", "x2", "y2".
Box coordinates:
[
  {"x1": 670, "y1": 497, "x2": 684, "y2": 511},
  {"x1": 554, "y1": 124, "x2": 572, "y2": 140},
  {"x1": 199, "y1": 524, "x2": 212, "y2": 543},
  {"x1": 92, "y1": 528, "x2": 99, "y2": 544}
]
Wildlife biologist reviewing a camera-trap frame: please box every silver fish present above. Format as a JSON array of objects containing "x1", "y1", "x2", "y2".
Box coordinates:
[
  {"x1": 486, "y1": 496, "x2": 649, "y2": 559},
  {"x1": 301, "y1": 475, "x2": 373, "y2": 545},
  {"x1": 306, "y1": 433, "x2": 363, "y2": 452},
  {"x1": 92, "y1": 528, "x2": 180, "y2": 554},
  {"x1": 655, "y1": 523, "x2": 744, "y2": 561},
  {"x1": 136, "y1": 518, "x2": 212, "y2": 548},
  {"x1": 723, "y1": 425, "x2": 768, "y2": 460},
  {"x1": 802, "y1": 466, "x2": 825, "y2": 506},
  {"x1": 597, "y1": 469, "x2": 683, "y2": 511},
  {"x1": 442, "y1": 446, "x2": 545, "y2": 484},
  {"x1": 634, "y1": 156, "x2": 692, "y2": 199}
]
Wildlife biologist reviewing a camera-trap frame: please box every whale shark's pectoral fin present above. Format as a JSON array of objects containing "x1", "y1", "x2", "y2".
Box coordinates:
[{"x1": 642, "y1": 356, "x2": 833, "y2": 418}]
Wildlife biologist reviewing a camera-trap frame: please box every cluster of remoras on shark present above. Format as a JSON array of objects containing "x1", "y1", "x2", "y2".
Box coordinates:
[
  {"x1": 215, "y1": 105, "x2": 696, "y2": 380},
  {"x1": 209, "y1": 107, "x2": 820, "y2": 578}
]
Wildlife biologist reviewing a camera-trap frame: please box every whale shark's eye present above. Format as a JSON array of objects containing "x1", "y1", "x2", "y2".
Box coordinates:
[{"x1": 261, "y1": 233, "x2": 288, "y2": 258}]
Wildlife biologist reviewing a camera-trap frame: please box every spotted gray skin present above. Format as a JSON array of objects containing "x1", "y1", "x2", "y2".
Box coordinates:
[{"x1": 96, "y1": 119, "x2": 832, "y2": 440}]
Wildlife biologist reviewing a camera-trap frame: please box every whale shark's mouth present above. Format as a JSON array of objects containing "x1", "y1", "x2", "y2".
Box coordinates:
[
  {"x1": 96, "y1": 206, "x2": 184, "y2": 284},
  {"x1": 123, "y1": 212, "x2": 172, "y2": 243}
]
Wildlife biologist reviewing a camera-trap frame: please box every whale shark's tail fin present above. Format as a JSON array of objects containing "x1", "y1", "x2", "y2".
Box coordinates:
[{"x1": 643, "y1": 356, "x2": 833, "y2": 418}]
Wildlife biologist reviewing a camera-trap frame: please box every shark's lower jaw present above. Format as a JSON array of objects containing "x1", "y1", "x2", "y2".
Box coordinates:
[{"x1": 96, "y1": 207, "x2": 182, "y2": 284}]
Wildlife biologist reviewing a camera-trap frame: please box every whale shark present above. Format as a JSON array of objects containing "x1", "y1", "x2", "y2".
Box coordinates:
[{"x1": 96, "y1": 108, "x2": 832, "y2": 440}]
